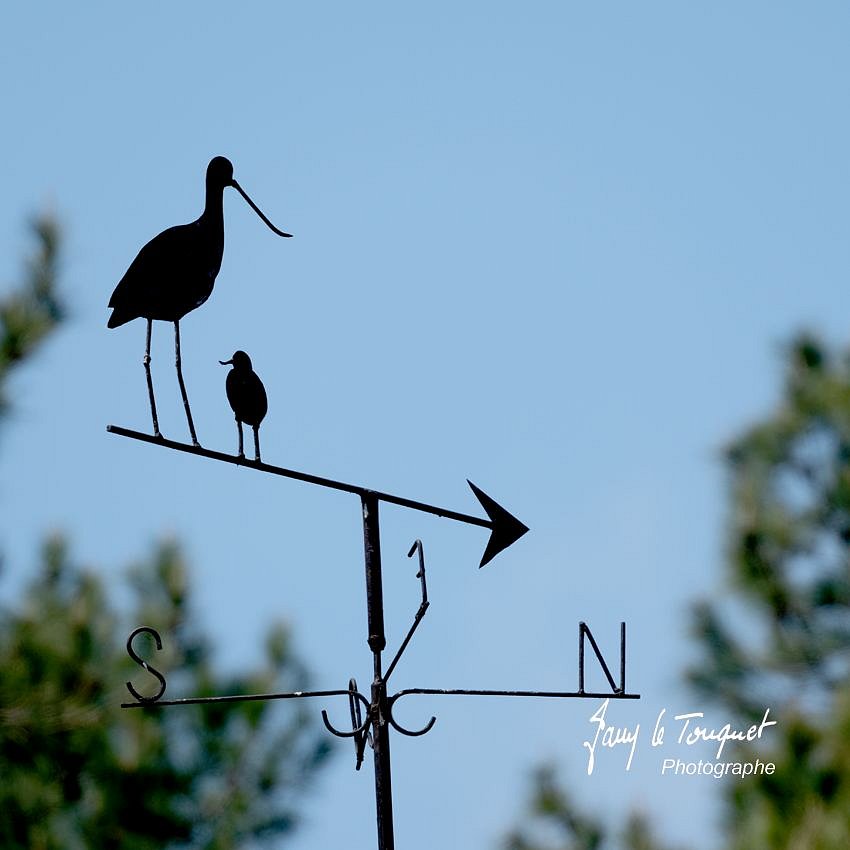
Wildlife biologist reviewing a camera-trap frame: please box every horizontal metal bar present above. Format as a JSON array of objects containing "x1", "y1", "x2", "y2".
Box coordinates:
[
  {"x1": 391, "y1": 688, "x2": 640, "y2": 700},
  {"x1": 107, "y1": 425, "x2": 489, "y2": 528},
  {"x1": 121, "y1": 687, "x2": 356, "y2": 709}
]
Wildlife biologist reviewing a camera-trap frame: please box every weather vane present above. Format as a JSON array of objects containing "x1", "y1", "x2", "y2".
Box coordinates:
[{"x1": 107, "y1": 157, "x2": 639, "y2": 850}]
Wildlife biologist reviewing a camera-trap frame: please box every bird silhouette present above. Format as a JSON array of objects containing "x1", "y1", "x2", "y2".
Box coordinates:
[
  {"x1": 107, "y1": 156, "x2": 290, "y2": 445},
  {"x1": 220, "y1": 350, "x2": 268, "y2": 462}
]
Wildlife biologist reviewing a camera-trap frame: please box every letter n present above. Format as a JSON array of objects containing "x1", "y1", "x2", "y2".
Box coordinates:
[{"x1": 579, "y1": 622, "x2": 627, "y2": 695}]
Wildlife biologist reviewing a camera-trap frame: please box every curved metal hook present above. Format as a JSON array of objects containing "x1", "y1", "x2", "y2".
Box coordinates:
[
  {"x1": 408, "y1": 539, "x2": 428, "y2": 604},
  {"x1": 320, "y1": 681, "x2": 371, "y2": 739},
  {"x1": 125, "y1": 626, "x2": 167, "y2": 703},
  {"x1": 387, "y1": 691, "x2": 437, "y2": 737},
  {"x1": 348, "y1": 677, "x2": 372, "y2": 770}
]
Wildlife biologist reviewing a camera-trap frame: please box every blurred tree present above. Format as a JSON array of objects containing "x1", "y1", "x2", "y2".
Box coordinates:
[
  {"x1": 504, "y1": 334, "x2": 850, "y2": 849},
  {"x1": 687, "y1": 334, "x2": 850, "y2": 848},
  {"x1": 0, "y1": 536, "x2": 331, "y2": 850},
  {"x1": 0, "y1": 215, "x2": 64, "y2": 417},
  {"x1": 502, "y1": 764, "x2": 680, "y2": 850},
  {"x1": 0, "y1": 218, "x2": 331, "y2": 849}
]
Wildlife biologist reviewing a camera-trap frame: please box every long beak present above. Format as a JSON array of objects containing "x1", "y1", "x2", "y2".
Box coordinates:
[
  {"x1": 230, "y1": 179, "x2": 293, "y2": 237},
  {"x1": 219, "y1": 359, "x2": 233, "y2": 366}
]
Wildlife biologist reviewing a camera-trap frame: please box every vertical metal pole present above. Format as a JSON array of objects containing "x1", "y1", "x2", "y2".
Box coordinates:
[{"x1": 362, "y1": 493, "x2": 394, "y2": 850}]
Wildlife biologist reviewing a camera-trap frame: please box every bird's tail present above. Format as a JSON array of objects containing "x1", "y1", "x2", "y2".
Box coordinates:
[{"x1": 107, "y1": 308, "x2": 133, "y2": 328}]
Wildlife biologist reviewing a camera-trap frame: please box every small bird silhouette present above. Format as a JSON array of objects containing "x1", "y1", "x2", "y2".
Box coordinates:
[
  {"x1": 220, "y1": 350, "x2": 268, "y2": 462},
  {"x1": 107, "y1": 156, "x2": 290, "y2": 445}
]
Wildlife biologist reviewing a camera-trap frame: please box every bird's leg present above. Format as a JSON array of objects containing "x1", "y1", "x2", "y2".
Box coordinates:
[
  {"x1": 143, "y1": 319, "x2": 162, "y2": 438},
  {"x1": 253, "y1": 425, "x2": 261, "y2": 463},
  {"x1": 173, "y1": 321, "x2": 200, "y2": 447},
  {"x1": 236, "y1": 419, "x2": 244, "y2": 459}
]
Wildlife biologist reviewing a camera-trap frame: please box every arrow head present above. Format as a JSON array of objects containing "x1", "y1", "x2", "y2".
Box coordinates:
[{"x1": 467, "y1": 480, "x2": 529, "y2": 567}]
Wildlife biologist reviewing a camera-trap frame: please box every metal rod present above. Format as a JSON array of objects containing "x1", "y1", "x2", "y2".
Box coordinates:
[
  {"x1": 578, "y1": 621, "x2": 585, "y2": 693},
  {"x1": 620, "y1": 622, "x2": 626, "y2": 693},
  {"x1": 253, "y1": 423, "x2": 261, "y2": 463},
  {"x1": 107, "y1": 425, "x2": 490, "y2": 528},
  {"x1": 391, "y1": 687, "x2": 640, "y2": 700},
  {"x1": 173, "y1": 321, "x2": 199, "y2": 446},
  {"x1": 121, "y1": 687, "x2": 358, "y2": 709},
  {"x1": 122, "y1": 683, "x2": 640, "y2": 712},
  {"x1": 362, "y1": 494, "x2": 394, "y2": 850},
  {"x1": 143, "y1": 319, "x2": 161, "y2": 438},
  {"x1": 363, "y1": 495, "x2": 386, "y2": 654},
  {"x1": 384, "y1": 540, "x2": 430, "y2": 683},
  {"x1": 372, "y1": 679, "x2": 394, "y2": 850},
  {"x1": 384, "y1": 603, "x2": 428, "y2": 684}
]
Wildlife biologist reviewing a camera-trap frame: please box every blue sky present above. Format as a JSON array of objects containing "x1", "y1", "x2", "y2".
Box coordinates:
[{"x1": 1, "y1": 3, "x2": 849, "y2": 848}]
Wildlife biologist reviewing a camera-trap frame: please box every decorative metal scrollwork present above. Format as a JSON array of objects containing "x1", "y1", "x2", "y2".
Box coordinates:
[{"x1": 386, "y1": 691, "x2": 437, "y2": 737}]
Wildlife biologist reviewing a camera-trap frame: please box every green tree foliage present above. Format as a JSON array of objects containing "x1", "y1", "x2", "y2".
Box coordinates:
[
  {"x1": 505, "y1": 335, "x2": 850, "y2": 849},
  {"x1": 0, "y1": 536, "x2": 331, "y2": 850},
  {"x1": 0, "y1": 219, "x2": 331, "y2": 849},
  {"x1": 0, "y1": 215, "x2": 64, "y2": 416},
  {"x1": 688, "y1": 334, "x2": 850, "y2": 848},
  {"x1": 502, "y1": 765, "x2": 680, "y2": 850}
]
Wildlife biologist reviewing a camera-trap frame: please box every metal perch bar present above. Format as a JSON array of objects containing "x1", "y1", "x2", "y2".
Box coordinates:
[{"x1": 107, "y1": 425, "x2": 491, "y2": 527}]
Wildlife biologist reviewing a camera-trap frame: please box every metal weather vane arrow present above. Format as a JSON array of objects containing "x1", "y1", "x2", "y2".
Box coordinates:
[{"x1": 106, "y1": 425, "x2": 528, "y2": 567}]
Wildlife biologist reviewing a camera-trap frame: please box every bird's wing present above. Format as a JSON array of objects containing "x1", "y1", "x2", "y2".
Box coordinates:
[
  {"x1": 225, "y1": 369, "x2": 239, "y2": 412},
  {"x1": 110, "y1": 225, "x2": 181, "y2": 306},
  {"x1": 108, "y1": 222, "x2": 203, "y2": 320},
  {"x1": 225, "y1": 370, "x2": 269, "y2": 425},
  {"x1": 253, "y1": 373, "x2": 268, "y2": 422}
]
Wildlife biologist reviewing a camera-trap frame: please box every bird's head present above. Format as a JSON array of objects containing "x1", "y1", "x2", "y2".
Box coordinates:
[
  {"x1": 206, "y1": 156, "x2": 235, "y2": 189},
  {"x1": 207, "y1": 155, "x2": 293, "y2": 238},
  {"x1": 219, "y1": 350, "x2": 252, "y2": 371}
]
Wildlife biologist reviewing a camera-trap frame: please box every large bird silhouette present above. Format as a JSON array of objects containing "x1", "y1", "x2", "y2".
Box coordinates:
[{"x1": 107, "y1": 156, "x2": 290, "y2": 445}]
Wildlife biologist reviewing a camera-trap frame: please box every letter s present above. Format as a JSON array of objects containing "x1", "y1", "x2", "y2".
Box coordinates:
[{"x1": 126, "y1": 626, "x2": 167, "y2": 703}]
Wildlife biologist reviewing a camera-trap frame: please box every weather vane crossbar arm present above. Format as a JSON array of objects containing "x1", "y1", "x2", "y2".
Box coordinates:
[
  {"x1": 121, "y1": 687, "x2": 362, "y2": 710},
  {"x1": 390, "y1": 687, "x2": 640, "y2": 700},
  {"x1": 121, "y1": 686, "x2": 638, "y2": 713}
]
